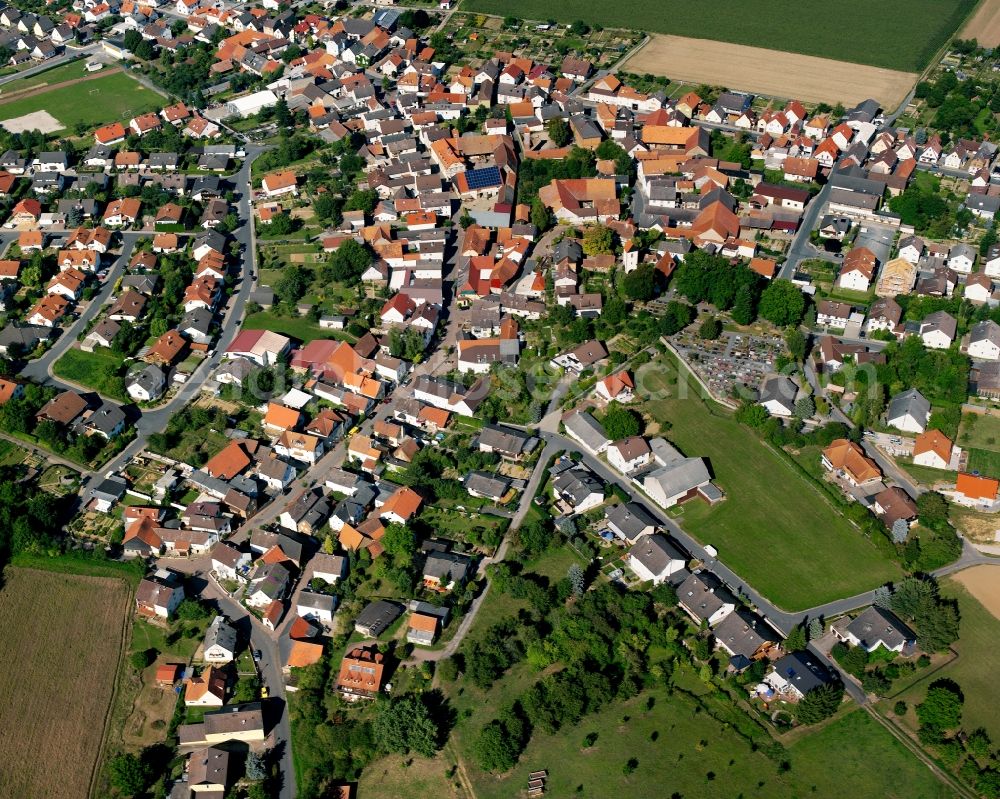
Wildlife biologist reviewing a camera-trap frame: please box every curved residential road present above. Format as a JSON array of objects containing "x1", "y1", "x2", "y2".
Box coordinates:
[
  {"x1": 535, "y1": 430, "x2": 1000, "y2": 634},
  {"x1": 162, "y1": 556, "x2": 296, "y2": 799},
  {"x1": 779, "y1": 85, "x2": 917, "y2": 282},
  {"x1": 406, "y1": 438, "x2": 559, "y2": 665},
  {"x1": 21, "y1": 231, "x2": 143, "y2": 388},
  {"x1": 21, "y1": 147, "x2": 267, "y2": 484}
]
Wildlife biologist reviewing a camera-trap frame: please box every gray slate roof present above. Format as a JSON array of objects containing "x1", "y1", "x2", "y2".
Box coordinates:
[
  {"x1": 887, "y1": 388, "x2": 930, "y2": 425},
  {"x1": 628, "y1": 533, "x2": 686, "y2": 576},
  {"x1": 846, "y1": 606, "x2": 915, "y2": 651},
  {"x1": 770, "y1": 651, "x2": 835, "y2": 695}
]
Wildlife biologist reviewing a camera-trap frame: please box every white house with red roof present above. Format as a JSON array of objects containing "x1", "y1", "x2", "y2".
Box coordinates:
[
  {"x1": 224, "y1": 329, "x2": 292, "y2": 367},
  {"x1": 594, "y1": 370, "x2": 635, "y2": 403}
]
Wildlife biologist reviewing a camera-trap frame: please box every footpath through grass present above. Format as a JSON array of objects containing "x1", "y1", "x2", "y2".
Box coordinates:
[
  {"x1": 461, "y1": 0, "x2": 973, "y2": 71},
  {"x1": 643, "y1": 354, "x2": 901, "y2": 610}
]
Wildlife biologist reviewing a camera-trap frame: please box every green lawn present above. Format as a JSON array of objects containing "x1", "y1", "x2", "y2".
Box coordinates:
[
  {"x1": 0, "y1": 438, "x2": 25, "y2": 466},
  {"x1": 786, "y1": 709, "x2": 952, "y2": 798},
  {"x1": 131, "y1": 617, "x2": 206, "y2": 661},
  {"x1": 155, "y1": 426, "x2": 229, "y2": 469},
  {"x1": 0, "y1": 59, "x2": 88, "y2": 93},
  {"x1": 461, "y1": 0, "x2": 974, "y2": 71},
  {"x1": 418, "y1": 506, "x2": 506, "y2": 545},
  {"x1": 643, "y1": 354, "x2": 901, "y2": 610},
  {"x1": 52, "y1": 347, "x2": 127, "y2": 400},
  {"x1": 460, "y1": 544, "x2": 587, "y2": 640},
  {"x1": 358, "y1": 753, "x2": 463, "y2": 799},
  {"x1": 899, "y1": 460, "x2": 957, "y2": 486},
  {"x1": 890, "y1": 575, "x2": 1000, "y2": 741},
  {"x1": 243, "y1": 311, "x2": 347, "y2": 344},
  {"x1": 455, "y1": 682, "x2": 951, "y2": 799},
  {"x1": 10, "y1": 551, "x2": 143, "y2": 587},
  {"x1": 964, "y1": 447, "x2": 1000, "y2": 479},
  {"x1": 439, "y1": 538, "x2": 946, "y2": 799},
  {"x1": 958, "y1": 412, "x2": 1000, "y2": 452},
  {"x1": 0, "y1": 71, "x2": 161, "y2": 131}
]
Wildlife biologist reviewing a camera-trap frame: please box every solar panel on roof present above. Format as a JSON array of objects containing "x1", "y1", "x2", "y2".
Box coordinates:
[{"x1": 464, "y1": 166, "x2": 501, "y2": 190}]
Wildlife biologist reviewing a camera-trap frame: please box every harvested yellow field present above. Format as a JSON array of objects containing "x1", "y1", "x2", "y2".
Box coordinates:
[
  {"x1": 0, "y1": 567, "x2": 130, "y2": 799},
  {"x1": 623, "y1": 34, "x2": 918, "y2": 107},
  {"x1": 953, "y1": 564, "x2": 1000, "y2": 621},
  {"x1": 962, "y1": 0, "x2": 1000, "y2": 46}
]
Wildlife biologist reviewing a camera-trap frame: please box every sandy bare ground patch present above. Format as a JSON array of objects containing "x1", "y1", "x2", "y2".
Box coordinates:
[
  {"x1": 622, "y1": 34, "x2": 918, "y2": 107},
  {"x1": 954, "y1": 564, "x2": 1000, "y2": 620},
  {"x1": 1, "y1": 108, "x2": 61, "y2": 133},
  {"x1": 963, "y1": 0, "x2": 1000, "y2": 46}
]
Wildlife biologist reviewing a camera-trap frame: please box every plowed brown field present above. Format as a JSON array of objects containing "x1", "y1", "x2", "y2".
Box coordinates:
[
  {"x1": 0, "y1": 568, "x2": 130, "y2": 798},
  {"x1": 623, "y1": 34, "x2": 918, "y2": 107}
]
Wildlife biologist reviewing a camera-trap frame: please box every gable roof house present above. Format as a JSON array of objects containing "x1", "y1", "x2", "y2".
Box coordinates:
[
  {"x1": 336, "y1": 645, "x2": 386, "y2": 701},
  {"x1": 261, "y1": 170, "x2": 298, "y2": 198},
  {"x1": 866, "y1": 297, "x2": 904, "y2": 336},
  {"x1": 135, "y1": 569, "x2": 185, "y2": 619},
  {"x1": 821, "y1": 439, "x2": 881, "y2": 486},
  {"x1": 642, "y1": 440, "x2": 711, "y2": 509},
  {"x1": 563, "y1": 409, "x2": 610, "y2": 454},
  {"x1": 552, "y1": 462, "x2": 605, "y2": 514},
  {"x1": 837, "y1": 246, "x2": 878, "y2": 292},
  {"x1": 354, "y1": 599, "x2": 403, "y2": 638},
  {"x1": 177, "y1": 702, "x2": 266, "y2": 747},
  {"x1": 765, "y1": 651, "x2": 836, "y2": 700},
  {"x1": 422, "y1": 551, "x2": 471, "y2": 591},
  {"x1": 607, "y1": 435, "x2": 653, "y2": 474},
  {"x1": 210, "y1": 542, "x2": 250, "y2": 583},
  {"x1": 919, "y1": 310, "x2": 957, "y2": 350},
  {"x1": 678, "y1": 571, "x2": 736, "y2": 627},
  {"x1": 202, "y1": 616, "x2": 238, "y2": 664},
  {"x1": 913, "y1": 429, "x2": 955, "y2": 470},
  {"x1": 462, "y1": 463, "x2": 512, "y2": 499},
  {"x1": 837, "y1": 606, "x2": 915, "y2": 653},
  {"x1": 107, "y1": 289, "x2": 147, "y2": 322},
  {"x1": 950, "y1": 472, "x2": 1000, "y2": 510},
  {"x1": 628, "y1": 533, "x2": 687, "y2": 585},
  {"x1": 966, "y1": 319, "x2": 1000, "y2": 362},
  {"x1": 594, "y1": 369, "x2": 635, "y2": 403},
  {"x1": 757, "y1": 374, "x2": 798, "y2": 417},
  {"x1": 407, "y1": 612, "x2": 440, "y2": 646},
  {"x1": 26, "y1": 294, "x2": 69, "y2": 328},
  {"x1": 713, "y1": 610, "x2": 781, "y2": 666},
  {"x1": 126, "y1": 364, "x2": 166, "y2": 402},
  {"x1": 551, "y1": 339, "x2": 608, "y2": 374},
  {"x1": 887, "y1": 388, "x2": 930, "y2": 433},
  {"x1": 605, "y1": 502, "x2": 658, "y2": 544},
  {"x1": 103, "y1": 197, "x2": 141, "y2": 227},
  {"x1": 296, "y1": 591, "x2": 337, "y2": 624},
  {"x1": 245, "y1": 561, "x2": 293, "y2": 609},
  {"x1": 184, "y1": 666, "x2": 227, "y2": 707},
  {"x1": 537, "y1": 178, "x2": 620, "y2": 224},
  {"x1": 873, "y1": 485, "x2": 918, "y2": 530},
  {"x1": 477, "y1": 423, "x2": 534, "y2": 460}
]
